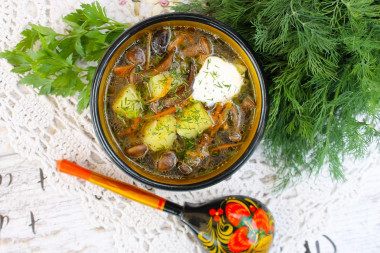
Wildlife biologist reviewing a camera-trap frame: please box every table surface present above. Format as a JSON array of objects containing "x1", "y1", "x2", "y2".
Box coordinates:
[
  {"x1": 1, "y1": 125, "x2": 379, "y2": 253},
  {"x1": 0, "y1": 1, "x2": 379, "y2": 251}
]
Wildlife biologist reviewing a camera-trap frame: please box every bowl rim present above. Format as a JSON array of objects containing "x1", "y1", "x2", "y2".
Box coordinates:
[{"x1": 91, "y1": 12, "x2": 268, "y2": 191}]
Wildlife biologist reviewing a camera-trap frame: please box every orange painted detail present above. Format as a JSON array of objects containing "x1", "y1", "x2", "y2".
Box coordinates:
[
  {"x1": 157, "y1": 198, "x2": 166, "y2": 210},
  {"x1": 56, "y1": 159, "x2": 91, "y2": 181},
  {"x1": 89, "y1": 172, "x2": 166, "y2": 210},
  {"x1": 57, "y1": 159, "x2": 167, "y2": 211}
]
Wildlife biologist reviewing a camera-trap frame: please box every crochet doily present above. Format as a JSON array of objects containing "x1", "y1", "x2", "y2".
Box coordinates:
[{"x1": 0, "y1": 0, "x2": 378, "y2": 252}]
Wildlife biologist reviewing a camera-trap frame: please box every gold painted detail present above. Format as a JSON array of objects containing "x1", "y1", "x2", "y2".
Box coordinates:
[
  {"x1": 198, "y1": 217, "x2": 233, "y2": 253},
  {"x1": 198, "y1": 199, "x2": 274, "y2": 253}
]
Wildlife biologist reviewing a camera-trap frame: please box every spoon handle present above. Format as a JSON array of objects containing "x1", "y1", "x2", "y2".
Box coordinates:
[{"x1": 56, "y1": 159, "x2": 182, "y2": 215}]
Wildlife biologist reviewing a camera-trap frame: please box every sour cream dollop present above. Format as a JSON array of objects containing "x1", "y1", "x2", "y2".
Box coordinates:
[{"x1": 191, "y1": 56, "x2": 244, "y2": 106}]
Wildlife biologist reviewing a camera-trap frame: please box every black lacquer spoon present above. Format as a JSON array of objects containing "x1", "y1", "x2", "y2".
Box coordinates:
[{"x1": 57, "y1": 159, "x2": 274, "y2": 253}]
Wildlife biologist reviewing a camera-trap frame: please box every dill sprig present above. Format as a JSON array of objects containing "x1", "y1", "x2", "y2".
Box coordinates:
[{"x1": 174, "y1": 0, "x2": 380, "y2": 188}]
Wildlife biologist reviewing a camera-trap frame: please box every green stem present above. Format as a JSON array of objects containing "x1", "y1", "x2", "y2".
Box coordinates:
[
  {"x1": 290, "y1": 0, "x2": 304, "y2": 25},
  {"x1": 97, "y1": 24, "x2": 129, "y2": 30},
  {"x1": 318, "y1": 80, "x2": 343, "y2": 168}
]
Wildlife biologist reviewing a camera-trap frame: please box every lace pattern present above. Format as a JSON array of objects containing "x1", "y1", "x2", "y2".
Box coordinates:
[{"x1": 1, "y1": 1, "x2": 379, "y2": 252}]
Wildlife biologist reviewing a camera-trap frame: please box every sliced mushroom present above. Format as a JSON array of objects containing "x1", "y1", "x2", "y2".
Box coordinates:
[
  {"x1": 146, "y1": 32, "x2": 152, "y2": 69},
  {"x1": 129, "y1": 67, "x2": 139, "y2": 85},
  {"x1": 202, "y1": 156, "x2": 211, "y2": 169},
  {"x1": 200, "y1": 37, "x2": 212, "y2": 54},
  {"x1": 197, "y1": 54, "x2": 208, "y2": 64},
  {"x1": 126, "y1": 46, "x2": 146, "y2": 65},
  {"x1": 125, "y1": 144, "x2": 148, "y2": 158},
  {"x1": 221, "y1": 121, "x2": 229, "y2": 130},
  {"x1": 181, "y1": 37, "x2": 211, "y2": 58},
  {"x1": 151, "y1": 29, "x2": 170, "y2": 54},
  {"x1": 241, "y1": 96, "x2": 256, "y2": 111},
  {"x1": 163, "y1": 60, "x2": 196, "y2": 107},
  {"x1": 187, "y1": 60, "x2": 196, "y2": 86},
  {"x1": 152, "y1": 48, "x2": 175, "y2": 74},
  {"x1": 229, "y1": 132, "x2": 242, "y2": 142},
  {"x1": 198, "y1": 133, "x2": 211, "y2": 154},
  {"x1": 178, "y1": 163, "x2": 192, "y2": 175},
  {"x1": 130, "y1": 49, "x2": 175, "y2": 85},
  {"x1": 167, "y1": 33, "x2": 194, "y2": 51},
  {"x1": 113, "y1": 65, "x2": 134, "y2": 77},
  {"x1": 186, "y1": 156, "x2": 202, "y2": 167},
  {"x1": 229, "y1": 105, "x2": 242, "y2": 142},
  {"x1": 185, "y1": 133, "x2": 212, "y2": 168},
  {"x1": 151, "y1": 100, "x2": 159, "y2": 114},
  {"x1": 157, "y1": 151, "x2": 177, "y2": 172}
]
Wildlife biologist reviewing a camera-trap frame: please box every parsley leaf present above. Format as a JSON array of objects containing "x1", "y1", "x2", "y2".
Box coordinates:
[{"x1": 0, "y1": 1, "x2": 130, "y2": 113}]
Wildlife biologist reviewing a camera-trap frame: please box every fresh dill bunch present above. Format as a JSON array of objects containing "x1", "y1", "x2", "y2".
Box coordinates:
[{"x1": 174, "y1": 0, "x2": 380, "y2": 188}]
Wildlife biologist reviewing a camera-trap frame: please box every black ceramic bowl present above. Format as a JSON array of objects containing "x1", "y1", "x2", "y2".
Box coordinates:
[{"x1": 91, "y1": 13, "x2": 268, "y2": 191}]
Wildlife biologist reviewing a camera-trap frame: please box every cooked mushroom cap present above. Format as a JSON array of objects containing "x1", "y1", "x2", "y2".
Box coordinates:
[
  {"x1": 162, "y1": 60, "x2": 196, "y2": 108},
  {"x1": 151, "y1": 29, "x2": 170, "y2": 54},
  {"x1": 157, "y1": 151, "x2": 177, "y2": 172},
  {"x1": 126, "y1": 46, "x2": 146, "y2": 65},
  {"x1": 229, "y1": 105, "x2": 242, "y2": 142},
  {"x1": 229, "y1": 132, "x2": 242, "y2": 142},
  {"x1": 125, "y1": 144, "x2": 148, "y2": 158},
  {"x1": 241, "y1": 97, "x2": 256, "y2": 111},
  {"x1": 178, "y1": 163, "x2": 193, "y2": 175},
  {"x1": 129, "y1": 49, "x2": 175, "y2": 85},
  {"x1": 181, "y1": 37, "x2": 211, "y2": 58}
]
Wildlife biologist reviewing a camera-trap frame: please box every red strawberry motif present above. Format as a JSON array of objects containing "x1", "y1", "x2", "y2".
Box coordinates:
[
  {"x1": 225, "y1": 203, "x2": 259, "y2": 252},
  {"x1": 227, "y1": 227, "x2": 254, "y2": 252},
  {"x1": 225, "y1": 203, "x2": 251, "y2": 226},
  {"x1": 253, "y1": 208, "x2": 270, "y2": 234}
]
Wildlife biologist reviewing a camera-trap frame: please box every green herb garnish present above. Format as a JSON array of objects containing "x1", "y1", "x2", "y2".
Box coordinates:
[{"x1": 0, "y1": 2, "x2": 130, "y2": 112}]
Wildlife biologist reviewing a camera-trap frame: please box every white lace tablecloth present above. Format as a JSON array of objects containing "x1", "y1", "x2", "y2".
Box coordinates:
[{"x1": 1, "y1": 1, "x2": 379, "y2": 252}]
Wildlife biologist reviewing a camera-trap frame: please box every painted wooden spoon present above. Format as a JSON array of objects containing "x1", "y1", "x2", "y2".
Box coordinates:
[{"x1": 57, "y1": 159, "x2": 274, "y2": 253}]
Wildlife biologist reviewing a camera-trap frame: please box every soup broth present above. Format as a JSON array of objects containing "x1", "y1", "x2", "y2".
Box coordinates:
[{"x1": 106, "y1": 26, "x2": 256, "y2": 179}]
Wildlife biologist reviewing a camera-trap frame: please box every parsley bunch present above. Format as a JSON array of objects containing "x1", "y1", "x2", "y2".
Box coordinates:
[
  {"x1": 174, "y1": 0, "x2": 380, "y2": 188},
  {"x1": 0, "y1": 2, "x2": 130, "y2": 112}
]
